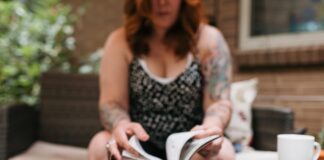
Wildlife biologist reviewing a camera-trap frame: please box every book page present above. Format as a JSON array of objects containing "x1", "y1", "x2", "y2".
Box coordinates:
[
  {"x1": 181, "y1": 135, "x2": 220, "y2": 160},
  {"x1": 166, "y1": 130, "x2": 204, "y2": 160},
  {"x1": 122, "y1": 136, "x2": 162, "y2": 160}
]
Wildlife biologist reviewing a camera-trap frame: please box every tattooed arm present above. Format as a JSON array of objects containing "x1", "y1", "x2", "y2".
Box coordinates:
[
  {"x1": 198, "y1": 25, "x2": 232, "y2": 130},
  {"x1": 99, "y1": 103, "x2": 130, "y2": 131},
  {"x1": 98, "y1": 29, "x2": 132, "y2": 131},
  {"x1": 191, "y1": 25, "x2": 235, "y2": 160},
  {"x1": 98, "y1": 29, "x2": 149, "y2": 159}
]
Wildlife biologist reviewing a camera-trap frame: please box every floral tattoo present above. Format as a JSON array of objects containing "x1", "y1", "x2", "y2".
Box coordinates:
[
  {"x1": 203, "y1": 30, "x2": 231, "y2": 101},
  {"x1": 201, "y1": 29, "x2": 232, "y2": 128},
  {"x1": 99, "y1": 103, "x2": 130, "y2": 131}
]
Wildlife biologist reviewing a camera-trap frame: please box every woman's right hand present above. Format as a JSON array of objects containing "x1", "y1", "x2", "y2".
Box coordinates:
[{"x1": 108, "y1": 120, "x2": 150, "y2": 160}]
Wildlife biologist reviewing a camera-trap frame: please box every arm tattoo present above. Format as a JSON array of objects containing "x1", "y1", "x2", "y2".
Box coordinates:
[
  {"x1": 205, "y1": 103, "x2": 231, "y2": 128},
  {"x1": 202, "y1": 30, "x2": 232, "y2": 128},
  {"x1": 203, "y1": 30, "x2": 232, "y2": 100},
  {"x1": 99, "y1": 103, "x2": 130, "y2": 131}
]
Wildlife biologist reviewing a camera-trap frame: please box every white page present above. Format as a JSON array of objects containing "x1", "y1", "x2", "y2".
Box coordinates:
[
  {"x1": 166, "y1": 130, "x2": 204, "y2": 160},
  {"x1": 181, "y1": 135, "x2": 220, "y2": 160},
  {"x1": 122, "y1": 136, "x2": 162, "y2": 160}
]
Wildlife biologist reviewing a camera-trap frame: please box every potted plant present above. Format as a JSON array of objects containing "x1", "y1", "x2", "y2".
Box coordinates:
[
  {"x1": 319, "y1": 129, "x2": 324, "y2": 152},
  {"x1": 0, "y1": 0, "x2": 79, "y2": 158},
  {"x1": 319, "y1": 129, "x2": 324, "y2": 148},
  {"x1": 0, "y1": 0, "x2": 78, "y2": 107}
]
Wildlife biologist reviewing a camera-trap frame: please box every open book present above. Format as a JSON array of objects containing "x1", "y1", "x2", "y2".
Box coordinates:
[{"x1": 122, "y1": 130, "x2": 220, "y2": 160}]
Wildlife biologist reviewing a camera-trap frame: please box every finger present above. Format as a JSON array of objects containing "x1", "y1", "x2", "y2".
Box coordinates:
[
  {"x1": 195, "y1": 127, "x2": 222, "y2": 139},
  {"x1": 122, "y1": 142, "x2": 140, "y2": 157},
  {"x1": 190, "y1": 125, "x2": 205, "y2": 131},
  {"x1": 198, "y1": 143, "x2": 213, "y2": 158},
  {"x1": 194, "y1": 129, "x2": 214, "y2": 139},
  {"x1": 199, "y1": 137, "x2": 224, "y2": 157},
  {"x1": 126, "y1": 128, "x2": 133, "y2": 135},
  {"x1": 117, "y1": 130, "x2": 140, "y2": 157},
  {"x1": 210, "y1": 136, "x2": 224, "y2": 153},
  {"x1": 201, "y1": 136, "x2": 223, "y2": 151},
  {"x1": 212, "y1": 136, "x2": 224, "y2": 145},
  {"x1": 131, "y1": 123, "x2": 150, "y2": 141},
  {"x1": 202, "y1": 142, "x2": 216, "y2": 152},
  {"x1": 201, "y1": 143, "x2": 212, "y2": 151},
  {"x1": 108, "y1": 140, "x2": 122, "y2": 160}
]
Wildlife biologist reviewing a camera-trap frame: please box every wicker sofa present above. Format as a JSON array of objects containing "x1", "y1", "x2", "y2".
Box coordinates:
[{"x1": 0, "y1": 72, "x2": 297, "y2": 160}]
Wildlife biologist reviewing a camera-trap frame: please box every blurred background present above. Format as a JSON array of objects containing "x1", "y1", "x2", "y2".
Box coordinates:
[
  {"x1": 60, "y1": 0, "x2": 324, "y2": 136},
  {"x1": 1, "y1": 0, "x2": 324, "y2": 159}
]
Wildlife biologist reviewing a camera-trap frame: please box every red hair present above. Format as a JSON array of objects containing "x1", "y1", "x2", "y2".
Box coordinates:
[{"x1": 124, "y1": 0, "x2": 206, "y2": 58}]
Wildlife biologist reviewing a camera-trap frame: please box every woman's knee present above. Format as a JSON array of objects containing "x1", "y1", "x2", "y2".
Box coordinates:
[{"x1": 88, "y1": 131, "x2": 111, "y2": 160}]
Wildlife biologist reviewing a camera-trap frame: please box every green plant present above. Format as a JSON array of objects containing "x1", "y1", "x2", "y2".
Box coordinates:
[
  {"x1": 78, "y1": 48, "x2": 102, "y2": 74},
  {"x1": 0, "y1": 0, "x2": 78, "y2": 106},
  {"x1": 318, "y1": 128, "x2": 324, "y2": 148}
]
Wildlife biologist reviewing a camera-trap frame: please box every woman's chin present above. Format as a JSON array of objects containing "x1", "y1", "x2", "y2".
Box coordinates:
[
  {"x1": 154, "y1": 23, "x2": 173, "y2": 31},
  {"x1": 152, "y1": 20, "x2": 176, "y2": 30}
]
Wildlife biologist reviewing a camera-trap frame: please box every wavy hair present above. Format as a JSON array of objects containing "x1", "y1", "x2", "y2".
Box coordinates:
[{"x1": 124, "y1": 0, "x2": 206, "y2": 58}]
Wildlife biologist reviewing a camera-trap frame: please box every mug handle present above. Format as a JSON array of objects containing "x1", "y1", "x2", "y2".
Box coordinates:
[{"x1": 313, "y1": 142, "x2": 321, "y2": 160}]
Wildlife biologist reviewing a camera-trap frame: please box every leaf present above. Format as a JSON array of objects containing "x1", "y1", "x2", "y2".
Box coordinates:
[
  {"x1": 0, "y1": 0, "x2": 79, "y2": 106},
  {"x1": 2, "y1": 65, "x2": 18, "y2": 76}
]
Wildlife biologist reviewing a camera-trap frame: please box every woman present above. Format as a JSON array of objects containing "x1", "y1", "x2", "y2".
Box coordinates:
[{"x1": 88, "y1": 0, "x2": 235, "y2": 159}]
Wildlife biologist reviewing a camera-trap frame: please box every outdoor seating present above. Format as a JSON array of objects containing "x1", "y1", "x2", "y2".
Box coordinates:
[{"x1": 0, "y1": 72, "x2": 298, "y2": 160}]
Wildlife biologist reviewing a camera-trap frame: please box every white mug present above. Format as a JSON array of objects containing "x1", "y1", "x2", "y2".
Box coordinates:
[{"x1": 277, "y1": 134, "x2": 321, "y2": 160}]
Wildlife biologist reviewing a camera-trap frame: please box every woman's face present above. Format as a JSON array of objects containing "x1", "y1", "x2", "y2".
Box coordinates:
[{"x1": 151, "y1": 0, "x2": 181, "y2": 30}]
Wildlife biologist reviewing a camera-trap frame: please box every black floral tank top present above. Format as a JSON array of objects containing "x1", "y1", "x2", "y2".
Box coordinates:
[{"x1": 128, "y1": 55, "x2": 204, "y2": 158}]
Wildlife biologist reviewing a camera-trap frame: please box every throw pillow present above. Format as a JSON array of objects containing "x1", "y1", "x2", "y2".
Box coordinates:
[{"x1": 225, "y1": 78, "x2": 258, "y2": 152}]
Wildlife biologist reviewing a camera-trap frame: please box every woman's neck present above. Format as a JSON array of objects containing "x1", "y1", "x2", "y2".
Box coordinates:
[
  {"x1": 150, "y1": 27, "x2": 174, "y2": 54},
  {"x1": 153, "y1": 27, "x2": 167, "y2": 41}
]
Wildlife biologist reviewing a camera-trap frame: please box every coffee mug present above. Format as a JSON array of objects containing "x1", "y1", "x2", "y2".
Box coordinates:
[{"x1": 277, "y1": 134, "x2": 321, "y2": 160}]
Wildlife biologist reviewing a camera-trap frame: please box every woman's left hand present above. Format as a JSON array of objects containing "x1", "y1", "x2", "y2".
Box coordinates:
[{"x1": 190, "y1": 124, "x2": 224, "y2": 157}]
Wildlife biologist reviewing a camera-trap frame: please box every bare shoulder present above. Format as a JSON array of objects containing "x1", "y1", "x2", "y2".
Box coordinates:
[
  {"x1": 103, "y1": 27, "x2": 132, "y2": 63},
  {"x1": 105, "y1": 27, "x2": 127, "y2": 47},
  {"x1": 196, "y1": 24, "x2": 229, "y2": 61},
  {"x1": 198, "y1": 24, "x2": 224, "y2": 41}
]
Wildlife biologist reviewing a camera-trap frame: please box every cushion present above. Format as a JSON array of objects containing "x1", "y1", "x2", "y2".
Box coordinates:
[
  {"x1": 225, "y1": 78, "x2": 258, "y2": 151},
  {"x1": 9, "y1": 141, "x2": 87, "y2": 160}
]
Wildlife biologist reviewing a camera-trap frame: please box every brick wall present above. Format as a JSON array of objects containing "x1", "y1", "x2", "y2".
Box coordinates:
[
  {"x1": 62, "y1": 0, "x2": 124, "y2": 57},
  {"x1": 217, "y1": 0, "x2": 324, "y2": 135},
  {"x1": 217, "y1": 0, "x2": 239, "y2": 51},
  {"x1": 235, "y1": 71, "x2": 324, "y2": 134},
  {"x1": 65, "y1": 0, "x2": 324, "y2": 135},
  {"x1": 62, "y1": 0, "x2": 216, "y2": 57}
]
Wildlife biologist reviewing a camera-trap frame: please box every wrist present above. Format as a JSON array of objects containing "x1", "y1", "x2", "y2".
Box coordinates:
[{"x1": 99, "y1": 103, "x2": 130, "y2": 131}]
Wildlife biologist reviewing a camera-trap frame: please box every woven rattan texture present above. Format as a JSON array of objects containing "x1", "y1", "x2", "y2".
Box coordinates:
[
  {"x1": 252, "y1": 106, "x2": 294, "y2": 151},
  {"x1": 39, "y1": 72, "x2": 102, "y2": 148},
  {"x1": 0, "y1": 107, "x2": 8, "y2": 160}
]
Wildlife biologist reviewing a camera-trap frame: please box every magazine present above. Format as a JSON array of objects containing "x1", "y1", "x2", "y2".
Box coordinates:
[{"x1": 121, "y1": 130, "x2": 220, "y2": 160}]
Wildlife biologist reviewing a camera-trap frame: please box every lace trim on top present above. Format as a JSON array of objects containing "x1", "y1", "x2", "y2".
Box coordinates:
[{"x1": 137, "y1": 54, "x2": 193, "y2": 85}]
